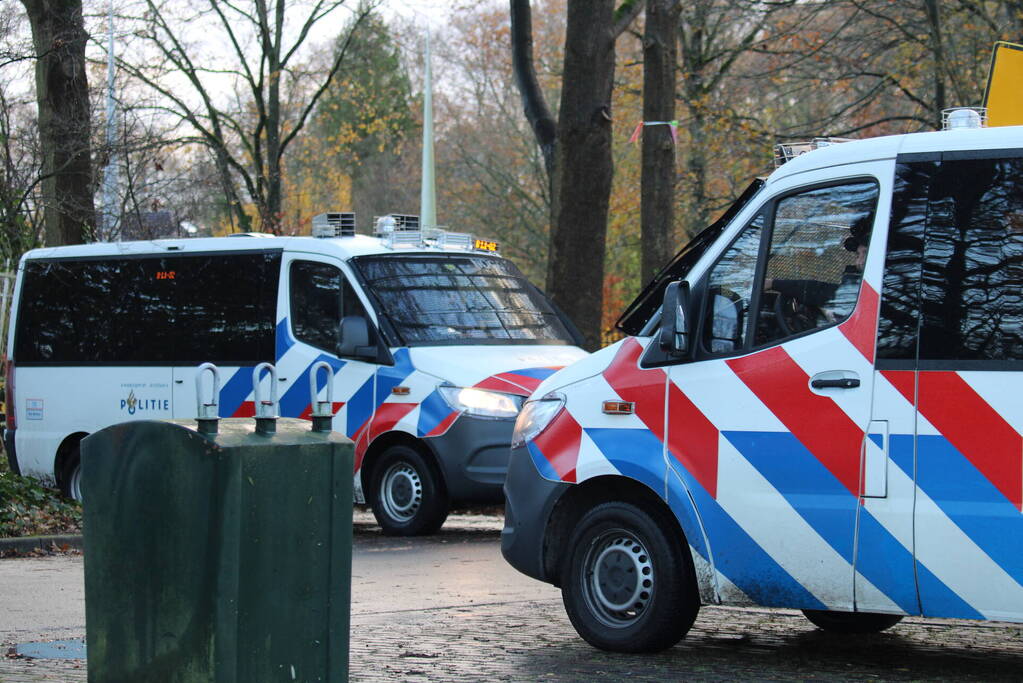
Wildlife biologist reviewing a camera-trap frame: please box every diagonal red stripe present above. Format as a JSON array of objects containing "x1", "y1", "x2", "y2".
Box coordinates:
[
  {"x1": 602, "y1": 338, "x2": 719, "y2": 496},
  {"x1": 666, "y1": 383, "x2": 720, "y2": 497},
  {"x1": 602, "y1": 338, "x2": 667, "y2": 441},
  {"x1": 728, "y1": 346, "x2": 863, "y2": 496},
  {"x1": 474, "y1": 376, "x2": 531, "y2": 396},
  {"x1": 532, "y1": 408, "x2": 581, "y2": 483},
  {"x1": 839, "y1": 282, "x2": 880, "y2": 362},
  {"x1": 916, "y1": 372, "x2": 1022, "y2": 511}
]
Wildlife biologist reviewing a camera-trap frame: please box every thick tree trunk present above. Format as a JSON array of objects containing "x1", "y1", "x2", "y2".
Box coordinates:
[
  {"x1": 21, "y1": 0, "x2": 95, "y2": 246},
  {"x1": 640, "y1": 0, "x2": 680, "y2": 285},
  {"x1": 548, "y1": 0, "x2": 616, "y2": 350}
]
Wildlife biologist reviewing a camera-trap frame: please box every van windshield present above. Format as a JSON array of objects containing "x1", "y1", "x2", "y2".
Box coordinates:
[{"x1": 353, "y1": 254, "x2": 576, "y2": 346}]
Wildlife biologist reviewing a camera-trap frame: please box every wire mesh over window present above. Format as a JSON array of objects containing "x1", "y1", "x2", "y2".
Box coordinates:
[
  {"x1": 757, "y1": 182, "x2": 878, "y2": 344},
  {"x1": 354, "y1": 254, "x2": 574, "y2": 345}
]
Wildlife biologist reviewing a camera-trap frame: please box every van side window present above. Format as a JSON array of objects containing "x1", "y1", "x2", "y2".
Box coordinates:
[
  {"x1": 757, "y1": 182, "x2": 878, "y2": 345},
  {"x1": 290, "y1": 261, "x2": 371, "y2": 354},
  {"x1": 14, "y1": 251, "x2": 280, "y2": 365},
  {"x1": 700, "y1": 214, "x2": 764, "y2": 353},
  {"x1": 918, "y1": 156, "x2": 1023, "y2": 362}
]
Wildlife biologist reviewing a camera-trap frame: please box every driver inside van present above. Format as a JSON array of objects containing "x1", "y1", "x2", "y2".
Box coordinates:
[{"x1": 763, "y1": 215, "x2": 871, "y2": 334}]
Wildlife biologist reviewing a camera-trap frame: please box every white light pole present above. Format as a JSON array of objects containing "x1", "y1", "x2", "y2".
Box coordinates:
[
  {"x1": 101, "y1": 0, "x2": 119, "y2": 238},
  {"x1": 419, "y1": 31, "x2": 437, "y2": 229}
]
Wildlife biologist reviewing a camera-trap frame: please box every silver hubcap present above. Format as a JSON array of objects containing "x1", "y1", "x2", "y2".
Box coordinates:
[
  {"x1": 582, "y1": 529, "x2": 654, "y2": 627},
  {"x1": 69, "y1": 464, "x2": 83, "y2": 502},
  {"x1": 379, "y1": 462, "x2": 422, "y2": 523}
]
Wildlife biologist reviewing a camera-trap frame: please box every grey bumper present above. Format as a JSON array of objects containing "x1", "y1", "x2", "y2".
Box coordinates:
[
  {"x1": 425, "y1": 414, "x2": 518, "y2": 504},
  {"x1": 500, "y1": 443, "x2": 568, "y2": 584}
]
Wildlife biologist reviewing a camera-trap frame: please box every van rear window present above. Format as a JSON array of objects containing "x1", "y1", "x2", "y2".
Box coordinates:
[{"x1": 14, "y1": 251, "x2": 280, "y2": 365}]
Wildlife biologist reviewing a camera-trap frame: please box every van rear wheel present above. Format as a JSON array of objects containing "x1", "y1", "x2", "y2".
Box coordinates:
[
  {"x1": 802, "y1": 610, "x2": 903, "y2": 633},
  {"x1": 370, "y1": 445, "x2": 448, "y2": 536},
  {"x1": 59, "y1": 448, "x2": 83, "y2": 502},
  {"x1": 561, "y1": 501, "x2": 699, "y2": 653}
]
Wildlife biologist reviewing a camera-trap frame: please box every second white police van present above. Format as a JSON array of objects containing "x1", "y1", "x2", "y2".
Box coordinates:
[
  {"x1": 503, "y1": 115, "x2": 1023, "y2": 650},
  {"x1": 6, "y1": 214, "x2": 586, "y2": 535}
]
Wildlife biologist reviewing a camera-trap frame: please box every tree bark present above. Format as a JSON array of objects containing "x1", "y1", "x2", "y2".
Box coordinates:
[
  {"x1": 640, "y1": 0, "x2": 680, "y2": 285},
  {"x1": 509, "y1": 0, "x2": 557, "y2": 181},
  {"x1": 21, "y1": 0, "x2": 94, "y2": 246},
  {"x1": 548, "y1": 0, "x2": 617, "y2": 350}
]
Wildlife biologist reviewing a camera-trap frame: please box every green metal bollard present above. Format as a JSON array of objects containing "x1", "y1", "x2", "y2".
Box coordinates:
[{"x1": 81, "y1": 362, "x2": 353, "y2": 682}]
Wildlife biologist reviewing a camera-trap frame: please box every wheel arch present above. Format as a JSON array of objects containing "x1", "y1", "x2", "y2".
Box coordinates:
[
  {"x1": 543, "y1": 475, "x2": 697, "y2": 590},
  {"x1": 54, "y1": 432, "x2": 87, "y2": 492},
  {"x1": 360, "y1": 430, "x2": 448, "y2": 502}
]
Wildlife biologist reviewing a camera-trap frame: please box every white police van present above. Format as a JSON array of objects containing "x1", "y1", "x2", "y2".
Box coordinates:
[
  {"x1": 5, "y1": 213, "x2": 586, "y2": 535},
  {"x1": 502, "y1": 113, "x2": 1023, "y2": 650}
]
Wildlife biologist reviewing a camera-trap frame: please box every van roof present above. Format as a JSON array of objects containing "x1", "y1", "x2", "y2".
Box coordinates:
[
  {"x1": 769, "y1": 124, "x2": 1023, "y2": 183},
  {"x1": 19, "y1": 232, "x2": 497, "y2": 264}
]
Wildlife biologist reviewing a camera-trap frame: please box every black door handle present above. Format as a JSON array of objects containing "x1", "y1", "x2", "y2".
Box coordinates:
[{"x1": 811, "y1": 377, "x2": 860, "y2": 389}]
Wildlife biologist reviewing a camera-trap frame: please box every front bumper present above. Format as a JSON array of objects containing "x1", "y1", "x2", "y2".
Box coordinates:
[
  {"x1": 425, "y1": 413, "x2": 518, "y2": 503},
  {"x1": 500, "y1": 443, "x2": 569, "y2": 584}
]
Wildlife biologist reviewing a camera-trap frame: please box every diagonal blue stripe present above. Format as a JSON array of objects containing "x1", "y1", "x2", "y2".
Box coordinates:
[
  {"x1": 679, "y1": 469, "x2": 827, "y2": 610},
  {"x1": 275, "y1": 318, "x2": 294, "y2": 360},
  {"x1": 417, "y1": 390, "x2": 454, "y2": 436},
  {"x1": 854, "y1": 510, "x2": 919, "y2": 614},
  {"x1": 505, "y1": 367, "x2": 559, "y2": 381},
  {"x1": 278, "y1": 355, "x2": 347, "y2": 418},
  {"x1": 218, "y1": 365, "x2": 255, "y2": 417},
  {"x1": 723, "y1": 431, "x2": 857, "y2": 563},
  {"x1": 375, "y1": 348, "x2": 416, "y2": 406},
  {"x1": 892, "y1": 433, "x2": 1023, "y2": 612},
  {"x1": 527, "y1": 442, "x2": 561, "y2": 481},
  {"x1": 585, "y1": 428, "x2": 666, "y2": 493}
]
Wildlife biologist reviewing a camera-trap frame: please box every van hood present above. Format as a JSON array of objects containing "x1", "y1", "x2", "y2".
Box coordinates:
[
  {"x1": 407, "y1": 344, "x2": 588, "y2": 396},
  {"x1": 528, "y1": 337, "x2": 628, "y2": 399}
]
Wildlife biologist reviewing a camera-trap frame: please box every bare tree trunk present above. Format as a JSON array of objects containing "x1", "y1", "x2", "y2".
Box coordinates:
[
  {"x1": 548, "y1": 0, "x2": 617, "y2": 350},
  {"x1": 923, "y1": 0, "x2": 946, "y2": 126},
  {"x1": 21, "y1": 0, "x2": 94, "y2": 246},
  {"x1": 509, "y1": 0, "x2": 557, "y2": 181},
  {"x1": 640, "y1": 0, "x2": 679, "y2": 284}
]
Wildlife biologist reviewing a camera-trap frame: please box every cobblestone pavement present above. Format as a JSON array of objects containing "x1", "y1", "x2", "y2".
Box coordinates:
[{"x1": 3, "y1": 510, "x2": 1023, "y2": 682}]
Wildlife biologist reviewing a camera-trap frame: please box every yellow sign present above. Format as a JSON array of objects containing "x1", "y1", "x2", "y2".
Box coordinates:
[
  {"x1": 474, "y1": 239, "x2": 499, "y2": 252},
  {"x1": 984, "y1": 42, "x2": 1023, "y2": 127}
]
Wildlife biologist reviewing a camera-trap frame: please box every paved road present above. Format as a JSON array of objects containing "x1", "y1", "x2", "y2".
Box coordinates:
[{"x1": 2, "y1": 511, "x2": 1023, "y2": 681}]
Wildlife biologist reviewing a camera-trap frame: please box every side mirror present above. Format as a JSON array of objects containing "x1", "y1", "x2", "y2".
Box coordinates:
[
  {"x1": 658, "y1": 281, "x2": 691, "y2": 356},
  {"x1": 338, "y1": 316, "x2": 372, "y2": 358}
]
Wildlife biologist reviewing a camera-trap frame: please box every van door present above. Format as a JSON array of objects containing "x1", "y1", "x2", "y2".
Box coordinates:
[
  {"x1": 878, "y1": 152, "x2": 1023, "y2": 621},
  {"x1": 278, "y1": 255, "x2": 379, "y2": 462},
  {"x1": 664, "y1": 170, "x2": 895, "y2": 610}
]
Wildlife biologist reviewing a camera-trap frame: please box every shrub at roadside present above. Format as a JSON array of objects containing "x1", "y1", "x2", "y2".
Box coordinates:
[{"x1": 0, "y1": 455, "x2": 82, "y2": 538}]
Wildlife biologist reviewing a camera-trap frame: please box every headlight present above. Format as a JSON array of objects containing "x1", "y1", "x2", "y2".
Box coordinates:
[
  {"x1": 511, "y1": 394, "x2": 565, "y2": 448},
  {"x1": 437, "y1": 386, "x2": 523, "y2": 419}
]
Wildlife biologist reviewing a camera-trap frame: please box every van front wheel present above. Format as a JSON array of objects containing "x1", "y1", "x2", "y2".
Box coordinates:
[
  {"x1": 562, "y1": 502, "x2": 699, "y2": 653},
  {"x1": 370, "y1": 445, "x2": 449, "y2": 536}
]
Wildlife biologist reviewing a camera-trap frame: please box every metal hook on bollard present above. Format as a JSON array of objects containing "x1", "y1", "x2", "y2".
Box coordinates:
[
  {"x1": 252, "y1": 362, "x2": 278, "y2": 435},
  {"x1": 195, "y1": 363, "x2": 221, "y2": 435},
  {"x1": 309, "y1": 361, "x2": 335, "y2": 433}
]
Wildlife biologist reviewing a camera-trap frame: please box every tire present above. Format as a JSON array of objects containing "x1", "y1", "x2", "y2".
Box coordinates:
[
  {"x1": 369, "y1": 445, "x2": 449, "y2": 536},
  {"x1": 561, "y1": 501, "x2": 699, "y2": 653},
  {"x1": 802, "y1": 610, "x2": 903, "y2": 634},
  {"x1": 59, "y1": 448, "x2": 83, "y2": 502}
]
